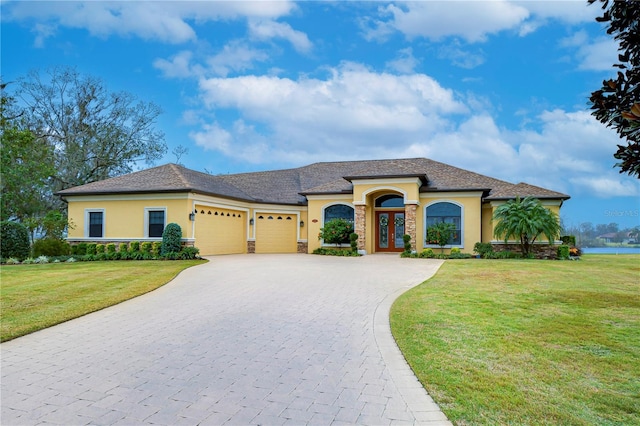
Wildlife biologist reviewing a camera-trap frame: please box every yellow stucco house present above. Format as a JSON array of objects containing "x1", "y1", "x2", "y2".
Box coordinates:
[{"x1": 57, "y1": 158, "x2": 570, "y2": 255}]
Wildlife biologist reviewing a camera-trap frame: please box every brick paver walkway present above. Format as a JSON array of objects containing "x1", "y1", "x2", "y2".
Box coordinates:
[{"x1": 1, "y1": 254, "x2": 450, "y2": 425}]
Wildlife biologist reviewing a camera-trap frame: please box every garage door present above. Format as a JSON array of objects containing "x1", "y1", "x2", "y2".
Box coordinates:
[
  {"x1": 194, "y1": 206, "x2": 246, "y2": 255},
  {"x1": 255, "y1": 214, "x2": 298, "y2": 253}
]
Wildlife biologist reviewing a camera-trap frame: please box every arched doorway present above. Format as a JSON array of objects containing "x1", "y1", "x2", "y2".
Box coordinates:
[{"x1": 375, "y1": 194, "x2": 405, "y2": 252}]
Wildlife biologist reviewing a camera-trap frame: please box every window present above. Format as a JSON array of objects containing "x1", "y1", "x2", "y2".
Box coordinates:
[
  {"x1": 88, "y1": 211, "x2": 103, "y2": 238},
  {"x1": 426, "y1": 202, "x2": 462, "y2": 245},
  {"x1": 322, "y1": 204, "x2": 355, "y2": 245},
  {"x1": 375, "y1": 194, "x2": 404, "y2": 208},
  {"x1": 324, "y1": 204, "x2": 354, "y2": 223},
  {"x1": 148, "y1": 210, "x2": 165, "y2": 238}
]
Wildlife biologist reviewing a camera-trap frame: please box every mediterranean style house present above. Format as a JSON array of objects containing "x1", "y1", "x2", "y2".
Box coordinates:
[{"x1": 57, "y1": 158, "x2": 570, "y2": 255}]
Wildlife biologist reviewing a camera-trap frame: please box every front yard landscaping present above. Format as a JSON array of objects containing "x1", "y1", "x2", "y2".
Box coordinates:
[
  {"x1": 1, "y1": 260, "x2": 205, "y2": 342},
  {"x1": 391, "y1": 254, "x2": 640, "y2": 425}
]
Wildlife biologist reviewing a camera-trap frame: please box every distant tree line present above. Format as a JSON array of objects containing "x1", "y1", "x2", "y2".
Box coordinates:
[{"x1": 563, "y1": 221, "x2": 640, "y2": 246}]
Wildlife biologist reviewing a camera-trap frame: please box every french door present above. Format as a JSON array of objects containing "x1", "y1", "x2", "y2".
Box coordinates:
[{"x1": 376, "y1": 211, "x2": 405, "y2": 252}]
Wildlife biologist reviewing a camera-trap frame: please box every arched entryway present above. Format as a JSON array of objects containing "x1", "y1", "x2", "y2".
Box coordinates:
[{"x1": 375, "y1": 194, "x2": 405, "y2": 252}]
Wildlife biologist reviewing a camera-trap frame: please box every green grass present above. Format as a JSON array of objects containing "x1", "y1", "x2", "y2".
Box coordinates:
[
  {"x1": 1, "y1": 260, "x2": 205, "y2": 342},
  {"x1": 391, "y1": 255, "x2": 640, "y2": 425}
]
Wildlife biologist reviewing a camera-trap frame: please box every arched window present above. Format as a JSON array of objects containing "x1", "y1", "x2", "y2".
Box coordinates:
[
  {"x1": 426, "y1": 202, "x2": 462, "y2": 245},
  {"x1": 375, "y1": 194, "x2": 404, "y2": 208},
  {"x1": 323, "y1": 204, "x2": 354, "y2": 223}
]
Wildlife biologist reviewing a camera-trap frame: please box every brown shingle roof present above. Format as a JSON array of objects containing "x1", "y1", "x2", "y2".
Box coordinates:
[{"x1": 56, "y1": 158, "x2": 569, "y2": 204}]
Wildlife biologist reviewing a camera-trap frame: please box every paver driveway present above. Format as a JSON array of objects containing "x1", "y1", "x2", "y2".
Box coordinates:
[{"x1": 1, "y1": 254, "x2": 450, "y2": 425}]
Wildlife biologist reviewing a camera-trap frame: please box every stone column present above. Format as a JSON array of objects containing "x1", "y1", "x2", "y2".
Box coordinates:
[
  {"x1": 355, "y1": 204, "x2": 366, "y2": 252},
  {"x1": 404, "y1": 204, "x2": 417, "y2": 252}
]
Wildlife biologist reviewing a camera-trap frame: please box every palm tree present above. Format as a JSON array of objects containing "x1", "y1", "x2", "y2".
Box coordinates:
[{"x1": 492, "y1": 197, "x2": 561, "y2": 257}]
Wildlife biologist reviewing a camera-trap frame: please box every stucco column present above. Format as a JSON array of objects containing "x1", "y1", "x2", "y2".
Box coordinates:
[
  {"x1": 405, "y1": 203, "x2": 418, "y2": 252},
  {"x1": 355, "y1": 204, "x2": 366, "y2": 252}
]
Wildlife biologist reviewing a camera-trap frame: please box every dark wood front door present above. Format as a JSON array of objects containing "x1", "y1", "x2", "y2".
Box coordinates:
[{"x1": 376, "y1": 211, "x2": 405, "y2": 252}]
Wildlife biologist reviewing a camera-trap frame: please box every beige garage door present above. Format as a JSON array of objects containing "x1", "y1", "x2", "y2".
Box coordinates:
[
  {"x1": 255, "y1": 214, "x2": 298, "y2": 253},
  {"x1": 194, "y1": 206, "x2": 246, "y2": 255}
]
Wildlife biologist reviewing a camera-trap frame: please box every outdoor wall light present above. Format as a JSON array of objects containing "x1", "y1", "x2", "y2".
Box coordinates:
[
  {"x1": 300, "y1": 220, "x2": 305, "y2": 227},
  {"x1": 189, "y1": 212, "x2": 196, "y2": 221},
  {"x1": 249, "y1": 218, "x2": 254, "y2": 226}
]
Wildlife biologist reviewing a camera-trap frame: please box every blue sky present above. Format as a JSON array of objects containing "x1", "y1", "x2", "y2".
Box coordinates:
[{"x1": 2, "y1": 0, "x2": 639, "y2": 229}]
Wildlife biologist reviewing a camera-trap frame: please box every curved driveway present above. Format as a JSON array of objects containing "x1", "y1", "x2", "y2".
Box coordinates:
[{"x1": 1, "y1": 254, "x2": 450, "y2": 425}]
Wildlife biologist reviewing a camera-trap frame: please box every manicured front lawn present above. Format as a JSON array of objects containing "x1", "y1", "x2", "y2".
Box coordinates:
[
  {"x1": 1, "y1": 260, "x2": 205, "y2": 342},
  {"x1": 391, "y1": 255, "x2": 640, "y2": 425}
]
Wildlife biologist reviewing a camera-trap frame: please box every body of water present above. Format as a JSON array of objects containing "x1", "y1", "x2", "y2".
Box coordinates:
[{"x1": 582, "y1": 247, "x2": 640, "y2": 254}]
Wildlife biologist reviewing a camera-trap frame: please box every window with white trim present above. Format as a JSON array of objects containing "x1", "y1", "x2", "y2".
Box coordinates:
[
  {"x1": 88, "y1": 211, "x2": 104, "y2": 238},
  {"x1": 426, "y1": 202, "x2": 462, "y2": 245},
  {"x1": 322, "y1": 204, "x2": 355, "y2": 244},
  {"x1": 323, "y1": 204, "x2": 354, "y2": 223},
  {"x1": 146, "y1": 209, "x2": 166, "y2": 238}
]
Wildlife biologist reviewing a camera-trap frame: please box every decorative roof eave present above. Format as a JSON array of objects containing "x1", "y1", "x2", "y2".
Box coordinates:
[
  {"x1": 483, "y1": 194, "x2": 571, "y2": 201},
  {"x1": 420, "y1": 187, "x2": 491, "y2": 194},
  {"x1": 298, "y1": 189, "x2": 353, "y2": 197},
  {"x1": 343, "y1": 173, "x2": 429, "y2": 185},
  {"x1": 56, "y1": 188, "x2": 194, "y2": 198}
]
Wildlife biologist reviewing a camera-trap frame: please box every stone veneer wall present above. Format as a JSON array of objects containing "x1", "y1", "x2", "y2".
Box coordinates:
[
  {"x1": 297, "y1": 242, "x2": 308, "y2": 254},
  {"x1": 492, "y1": 243, "x2": 559, "y2": 259},
  {"x1": 404, "y1": 204, "x2": 417, "y2": 252},
  {"x1": 355, "y1": 205, "x2": 366, "y2": 251},
  {"x1": 247, "y1": 240, "x2": 256, "y2": 253}
]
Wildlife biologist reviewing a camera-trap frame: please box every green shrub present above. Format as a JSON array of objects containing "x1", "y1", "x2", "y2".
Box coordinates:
[
  {"x1": 106, "y1": 243, "x2": 116, "y2": 253},
  {"x1": 129, "y1": 241, "x2": 140, "y2": 253},
  {"x1": 32, "y1": 238, "x2": 71, "y2": 257},
  {"x1": 419, "y1": 248, "x2": 435, "y2": 258},
  {"x1": 561, "y1": 235, "x2": 576, "y2": 247},
  {"x1": 74, "y1": 242, "x2": 88, "y2": 256},
  {"x1": 557, "y1": 245, "x2": 570, "y2": 260},
  {"x1": 1, "y1": 221, "x2": 31, "y2": 260},
  {"x1": 490, "y1": 250, "x2": 522, "y2": 259},
  {"x1": 86, "y1": 243, "x2": 97, "y2": 255},
  {"x1": 152, "y1": 241, "x2": 162, "y2": 256},
  {"x1": 96, "y1": 244, "x2": 105, "y2": 254},
  {"x1": 450, "y1": 247, "x2": 461, "y2": 255},
  {"x1": 319, "y1": 219, "x2": 353, "y2": 246},
  {"x1": 118, "y1": 242, "x2": 128, "y2": 253},
  {"x1": 473, "y1": 242, "x2": 494, "y2": 258},
  {"x1": 403, "y1": 234, "x2": 412, "y2": 253},
  {"x1": 312, "y1": 247, "x2": 360, "y2": 256},
  {"x1": 179, "y1": 247, "x2": 200, "y2": 260},
  {"x1": 161, "y1": 223, "x2": 182, "y2": 255},
  {"x1": 448, "y1": 251, "x2": 473, "y2": 259},
  {"x1": 141, "y1": 242, "x2": 152, "y2": 253},
  {"x1": 350, "y1": 233, "x2": 359, "y2": 253}
]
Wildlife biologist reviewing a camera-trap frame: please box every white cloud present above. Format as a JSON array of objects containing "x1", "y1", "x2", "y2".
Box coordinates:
[
  {"x1": 367, "y1": 1, "x2": 530, "y2": 43},
  {"x1": 438, "y1": 43, "x2": 486, "y2": 69},
  {"x1": 248, "y1": 19, "x2": 313, "y2": 53},
  {"x1": 206, "y1": 41, "x2": 270, "y2": 77},
  {"x1": 385, "y1": 48, "x2": 419, "y2": 74},
  {"x1": 570, "y1": 177, "x2": 640, "y2": 198},
  {"x1": 4, "y1": 0, "x2": 297, "y2": 45},
  {"x1": 189, "y1": 66, "x2": 638, "y2": 198},
  {"x1": 365, "y1": 1, "x2": 599, "y2": 43},
  {"x1": 154, "y1": 51, "x2": 200, "y2": 79}
]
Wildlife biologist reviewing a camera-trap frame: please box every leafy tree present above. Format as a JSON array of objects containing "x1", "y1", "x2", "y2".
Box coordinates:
[
  {"x1": 14, "y1": 66, "x2": 167, "y2": 197},
  {"x1": 319, "y1": 219, "x2": 354, "y2": 247},
  {"x1": 492, "y1": 197, "x2": 561, "y2": 256},
  {"x1": 0, "y1": 86, "x2": 55, "y2": 221},
  {"x1": 426, "y1": 222, "x2": 456, "y2": 253},
  {"x1": 0, "y1": 221, "x2": 31, "y2": 260},
  {"x1": 588, "y1": 0, "x2": 640, "y2": 178}
]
